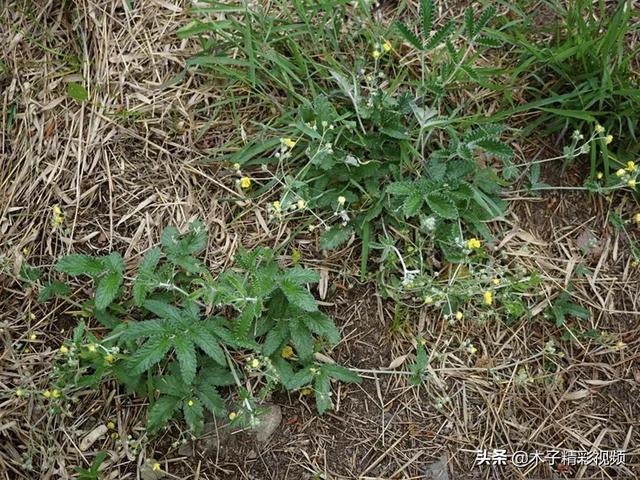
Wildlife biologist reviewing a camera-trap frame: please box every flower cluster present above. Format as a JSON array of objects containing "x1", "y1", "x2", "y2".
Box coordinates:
[{"x1": 614, "y1": 160, "x2": 638, "y2": 190}]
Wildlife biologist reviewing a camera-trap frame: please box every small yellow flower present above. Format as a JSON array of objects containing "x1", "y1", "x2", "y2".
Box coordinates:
[
  {"x1": 87, "y1": 344, "x2": 96, "y2": 353},
  {"x1": 628, "y1": 179, "x2": 636, "y2": 189},
  {"x1": 467, "y1": 238, "x2": 481, "y2": 250},
  {"x1": 382, "y1": 40, "x2": 391, "y2": 52},
  {"x1": 250, "y1": 358, "x2": 260, "y2": 369},
  {"x1": 228, "y1": 412, "x2": 237, "y2": 421},
  {"x1": 281, "y1": 345, "x2": 294, "y2": 359},
  {"x1": 483, "y1": 291, "x2": 493, "y2": 305},
  {"x1": 51, "y1": 389, "x2": 61, "y2": 399},
  {"x1": 605, "y1": 134, "x2": 613, "y2": 145},
  {"x1": 239, "y1": 177, "x2": 251, "y2": 189},
  {"x1": 468, "y1": 345, "x2": 478, "y2": 355},
  {"x1": 595, "y1": 124, "x2": 605, "y2": 134},
  {"x1": 232, "y1": 162, "x2": 241, "y2": 171},
  {"x1": 281, "y1": 137, "x2": 296, "y2": 149},
  {"x1": 297, "y1": 199, "x2": 306, "y2": 210},
  {"x1": 626, "y1": 161, "x2": 636, "y2": 172},
  {"x1": 596, "y1": 172, "x2": 603, "y2": 180},
  {"x1": 301, "y1": 387, "x2": 313, "y2": 396},
  {"x1": 107, "y1": 421, "x2": 116, "y2": 430},
  {"x1": 614, "y1": 341, "x2": 625, "y2": 350},
  {"x1": 15, "y1": 388, "x2": 25, "y2": 397},
  {"x1": 187, "y1": 399, "x2": 194, "y2": 407},
  {"x1": 372, "y1": 50, "x2": 381, "y2": 59},
  {"x1": 272, "y1": 200, "x2": 281, "y2": 211},
  {"x1": 492, "y1": 278, "x2": 500, "y2": 285},
  {"x1": 424, "y1": 296, "x2": 433, "y2": 305},
  {"x1": 635, "y1": 213, "x2": 640, "y2": 224},
  {"x1": 616, "y1": 168, "x2": 626, "y2": 177},
  {"x1": 104, "y1": 354, "x2": 115, "y2": 363},
  {"x1": 110, "y1": 432, "x2": 119, "y2": 440},
  {"x1": 59, "y1": 345, "x2": 69, "y2": 354},
  {"x1": 29, "y1": 333, "x2": 37, "y2": 341},
  {"x1": 52, "y1": 205, "x2": 62, "y2": 215},
  {"x1": 454, "y1": 311, "x2": 463, "y2": 321},
  {"x1": 152, "y1": 463, "x2": 161, "y2": 472},
  {"x1": 337, "y1": 196, "x2": 346, "y2": 205},
  {"x1": 22, "y1": 247, "x2": 30, "y2": 256},
  {"x1": 43, "y1": 390, "x2": 51, "y2": 398}
]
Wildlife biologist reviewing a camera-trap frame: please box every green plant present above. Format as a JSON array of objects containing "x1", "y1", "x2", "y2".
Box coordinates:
[
  {"x1": 74, "y1": 452, "x2": 107, "y2": 480},
  {"x1": 43, "y1": 220, "x2": 360, "y2": 434},
  {"x1": 500, "y1": 0, "x2": 639, "y2": 176}
]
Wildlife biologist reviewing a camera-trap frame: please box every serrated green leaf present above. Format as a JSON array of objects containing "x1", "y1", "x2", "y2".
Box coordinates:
[
  {"x1": 183, "y1": 398, "x2": 204, "y2": 434},
  {"x1": 196, "y1": 383, "x2": 226, "y2": 417},
  {"x1": 143, "y1": 299, "x2": 182, "y2": 322},
  {"x1": 263, "y1": 320, "x2": 288, "y2": 356},
  {"x1": 129, "y1": 337, "x2": 172, "y2": 375},
  {"x1": 302, "y1": 312, "x2": 341, "y2": 345},
  {"x1": 425, "y1": 193, "x2": 459, "y2": 219},
  {"x1": 425, "y1": 21, "x2": 455, "y2": 50},
  {"x1": 403, "y1": 191, "x2": 424, "y2": 217},
  {"x1": 464, "y1": 7, "x2": 474, "y2": 36},
  {"x1": 289, "y1": 318, "x2": 314, "y2": 360},
  {"x1": 38, "y1": 281, "x2": 70, "y2": 303},
  {"x1": 386, "y1": 181, "x2": 415, "y2": 196},
  {"x1": 475, "y1": 35, "x2": 503, "y2": 48},
  {"x1": 319, "y1": 225, "x2": 353, "y2": 250},
  {"x1": 421, "y1": 0, "x2": 434, "y2": 35},
  {"x1": 324, "y1": 364, "x2": 361, "y2": 384},
  {"x1": 174, "y1": 336, "x2": 197, "y2": 385},
  {"x1": 477, "y1": 139, "x2": 513, "y2": 159},
  {"x1": 282, "y1": 267, "x2": 319, "y2": 285},
  {"x1": 67, "y1": 82, "x2": 88, "y2": 102},
  {"x1": 147, "y1": 395, "x2": 180, "y2": 432},
  {"x1": 191, "y1": 326, "x2": 226, "y2": 366},
  {"x1": 133, "y1": 248, "x2": 162, "y2": 306},
  {"x1": 95, "y1": 270, "x2": 122, "y2": 310},
  {"x1": 55, "y1": 254, "x2": 105, "y2": 276},
  {"x1": 474, "y1": 5, "x2": 496, "y2": 36},
  {"x1": 279, "y1": 279, "x2": 318, "y2": 312},
  {"x1": 395, "y1": 21, "x2": 423, "y2": 51},
  {"x1": 314, "y1": 369, "x2": 332, "y2": 414},
  {"x1": 288, "y1": 367, "x2": 314, "y2": 390},
  {"x1": 121, "y1": 319, "x2": 165, "y2": 341}
]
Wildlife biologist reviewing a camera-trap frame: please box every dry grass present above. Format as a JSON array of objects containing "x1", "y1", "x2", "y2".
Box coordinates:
[{"x1": 1, "y1": 1, "x2": 639, "y2": 479}]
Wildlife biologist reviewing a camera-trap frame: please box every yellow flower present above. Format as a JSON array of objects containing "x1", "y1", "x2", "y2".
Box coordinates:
[
  {"x1": 59, "y1": 345, "x2": 69, "y2": 354},
  {"x1": 605, "y1": 134, "x2": 613, "y2": 145},
  {"x1": 337, "y1": 196, "x2": 346, "y2": 205},
  {"x1": 51, "y1": 205, "x2": 64, "y2": 229},
  {"x1": 301, "y1": 387, "x2": 313, "y2": 396},
  {"x1": 626, "y1": 161, "x2": 636, "y2": 172},
  {"x1": 281, "y1": 345, "x2": 294, "y2": 359},
  {"x1": 104, "y1": 354, "x2": 115, "y2": 363},
  {"x1": 281, "y1": 137, "x2": 296, "y2": 149},
  {"x1": 454, "y1": 311, "x2": 463, "y2": 321},
  {"x1": 239, "y1": 177, "x2": 251, "y2": 189},
  {"x1": 22, "y1": 247, "x2": 30, "y2": 256},
  {"x1": 52, "y1": 205, "x2": 62, "y2": 215},
  {"x1": 297, "y1": 199, "x2": 306, "y2": 210},
  {"x1": 382, "y1": 41, "x2": 392, "y2": 52},
  {"x1": 272, "y1": 200, "x2": 281, "y2": 211},
  {"x1": 483, "y1": 291, "x2": 493, "y2": 305},
  {"x1": 232, "y1": 162, "x2": 241, "y2": 171},
  {"x1": 87, "y1": 344, "x2": 96, "y2": 353},
  {"x1": 467, "y1": 238, "x2": 481, "y2": 250},
  {"x1": 152, "y1": 463, "x2": 161, "y2": 472},
  {"x1": 594, "y1": 124, "x2": 605, "y2": 134},
  {"x1": 110, "y1": 432, "x2": 119, "y2": 440},
  {"x1": 492, "y1": 278, "x2": 500, "y2": 285},
  {"x1": 628, "y1": 179, "x2": 636, "y2": 189},
  {"x1": 372, "y1": 50, "x2": 381, "y2": 59},
  {"x1": 250, "y1": 358, "x2": 260, "y2": 369},
  {"x1": 228, "y1": 412, "x2": 237, "y2": 421},
  {"x1": 596, "y1": 172, "x2": 603, "y2": 180},
  {"x1": 107, "y1": 421, "x2": 116, "y2": 430},
  {"x1": 187, "y1": 399, "x2": 194, "y2": 407},
  {"x1": 468, "y1": 345, "x2": 478, "y2": 355},
  {"x1": 424, "y1": 296, "x2": 433, "y2": 304},
  {"x1": 43, "y1": 390, "x2": 51, "y2": 398},
  {"x1": 16, "y1": 388, "x2": 25, "y2": 397},
  {"x1": 29, "y1": 333, "x2": 37, "y2": 341},
  {"x1": 51, "y1": 389, "x2": 61, "y2": 399},
  {"x1": 635, "y1": 213, "x2": 640, "y2": 224},
  {"x1": 616, "y1": 169, "x2": 626, "y2": 177}
]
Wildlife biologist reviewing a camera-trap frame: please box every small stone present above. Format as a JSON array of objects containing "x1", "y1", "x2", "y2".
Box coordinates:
[{"x1": 254, "y1": 405, "x2": 282, "y2": 443}]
